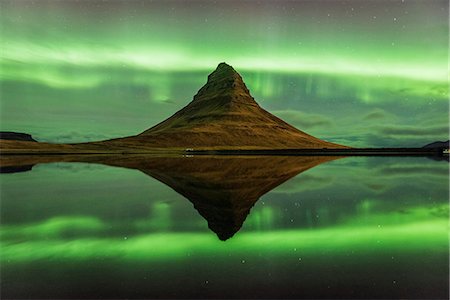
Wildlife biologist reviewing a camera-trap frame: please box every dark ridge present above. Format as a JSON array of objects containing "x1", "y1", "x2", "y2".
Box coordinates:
[
  {"x1": 0, "y1": 131, "x2": 37, "y2": 142},
  {"x1": 422, "y1": 140, "x2": 449, "y2": 149}
]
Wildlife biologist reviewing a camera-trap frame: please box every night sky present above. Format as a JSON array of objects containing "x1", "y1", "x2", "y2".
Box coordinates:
[{"x1": 0, "y1": 0, "x2": 448, "y2": 147}]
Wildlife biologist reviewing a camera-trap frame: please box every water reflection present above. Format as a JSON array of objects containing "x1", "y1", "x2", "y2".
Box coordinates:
[
  {"x1": 0, "y1": 155, "x2": 448, "y2": 299},
  {"x1": 0, "y1": 155, "x2": 337, "y2": 240}
]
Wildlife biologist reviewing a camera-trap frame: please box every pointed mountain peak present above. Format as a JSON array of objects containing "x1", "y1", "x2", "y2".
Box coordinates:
[
  {"x1": 217, "y1": 62, "x2": 234, "y2": 70},
  {"x1": 193, "y1": 62, "x2": 253, "y2": 102},
  {"x1": 211, "y1": 62, "x2": 238, "y2": 78}
]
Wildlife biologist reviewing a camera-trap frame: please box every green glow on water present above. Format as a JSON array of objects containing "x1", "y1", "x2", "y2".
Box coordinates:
[
  {"x1": 1, "y1": 199, "x2": 448, "y2": 263},
  {"x1": 0, "y1": 216, "x2": 105, "y2": 240},
  {"x1": 0, "y1": 156, "x2": 447, "y2": 298},
  {"x1": 150, "y1": 202, "x2": 172, "y2": 231},
  {"x1": 248, "y1": 206, "x2": 276, "y2": 230},
  {"x1": 1, "y1": 219, "x2": 446, "y2": 263}
]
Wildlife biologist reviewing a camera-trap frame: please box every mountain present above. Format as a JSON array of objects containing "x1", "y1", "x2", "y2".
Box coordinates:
[
  {"x1": 423, "y1": 140, "x2": 449, "y2": 149},
  {"x1": 104, "y1": 62, "x2": 345, "y2": 150},
  {"x1": 0, "y1": 63, "x2": 346, "y2": 153}
]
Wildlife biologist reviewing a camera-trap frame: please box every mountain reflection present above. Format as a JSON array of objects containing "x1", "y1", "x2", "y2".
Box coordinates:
[{"x1": 0, "y1": 155, "x2": 338, "y2": 240}]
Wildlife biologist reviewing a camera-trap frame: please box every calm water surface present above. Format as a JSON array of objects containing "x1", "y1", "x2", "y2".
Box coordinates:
[{"x1": 0, "y1": 155, "x2": 448, "y2": 299}]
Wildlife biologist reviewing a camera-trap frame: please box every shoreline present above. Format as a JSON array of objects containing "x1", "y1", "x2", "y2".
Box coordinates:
[
  {"x1": 0, "y1": 148, "x2": 445, "y2": 157},
  {"x1": 187, "y1": 148, "x2": 445, "y2": 156}
]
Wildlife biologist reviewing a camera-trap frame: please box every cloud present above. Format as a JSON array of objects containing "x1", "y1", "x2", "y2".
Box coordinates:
[
  {"x1": 378, "y1": 125, "x2": 449, "y2": 136},
  {"x1": 365, "y1": 133, "x2": 449, "y2": 148},
  {"x1": 39, "y1": 131, "x2": 110, "y2": 143},
  {"x1": 362, "y1": 108, "x2": 391, "y2": 121},
  {"x1": 325, "y1": 135, "x2": 368, "y2": 148},
  {"x1": 272, "y1": 110, "x2": 333, "y2": 129},
  {"x1": 393, "y1": 83, "x2": 449, "y2": 100},
  {"x1": 161, "y1": 99, "x2": 177, "y2": 105},
  {"x1": 365, "y1": 183, "x2": 388, "y2": 191}
]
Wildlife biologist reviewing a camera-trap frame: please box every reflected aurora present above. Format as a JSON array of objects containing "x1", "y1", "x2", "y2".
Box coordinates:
[
  {"x1": 0, "y1": 156, "x2": 448, "y2": 298},
  {"x1": 1, "y1": 202, "x2": 448, "y2": 262},
  {"x1": 1, "y1": 220, "x2": 447, "y2": 263}
]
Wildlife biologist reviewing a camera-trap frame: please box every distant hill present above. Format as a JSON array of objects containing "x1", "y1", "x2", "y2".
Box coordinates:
[
  {"x1": 0, "y1": 132, "x2": 36, "y2": 142},
  {"x1": 422, "y1": 140, "x2": 449, "y2": 149}
]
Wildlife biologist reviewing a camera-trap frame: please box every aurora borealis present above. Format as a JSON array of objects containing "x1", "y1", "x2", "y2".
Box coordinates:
[
  {"x1": 0, "y1": 0, "x2": 448, "y2": 147},
  {"x1": 1, "y1": 2, "x2": 449, "y2": 296}
]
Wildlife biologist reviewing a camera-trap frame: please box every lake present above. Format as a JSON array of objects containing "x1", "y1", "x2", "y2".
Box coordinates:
[{"x1": 0, "y1": 155, "x2": 448, "y2": 299}]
